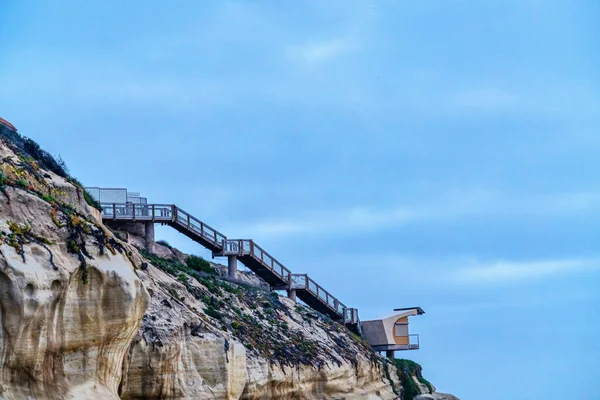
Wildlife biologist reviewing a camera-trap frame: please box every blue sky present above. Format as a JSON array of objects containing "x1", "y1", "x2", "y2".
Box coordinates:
[{"x1": 2, "y1": 1, "x2": 600, "y2": 399}]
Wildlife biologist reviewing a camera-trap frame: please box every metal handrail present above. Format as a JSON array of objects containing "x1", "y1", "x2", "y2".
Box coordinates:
[
  {"x1": 100, "y1": 203, "x2": 356, "y2": 322},
  {"x1": 173, "y1": 206, "x2": 226, "y2": 246},
  {"x1": 292, "y1": 273, "x2": 346, "y2": 315}
]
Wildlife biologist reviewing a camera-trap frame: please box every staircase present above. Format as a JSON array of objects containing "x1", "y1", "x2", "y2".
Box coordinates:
[{"x1": 100, "y1": 203, "x2": 362, "y2": 333}]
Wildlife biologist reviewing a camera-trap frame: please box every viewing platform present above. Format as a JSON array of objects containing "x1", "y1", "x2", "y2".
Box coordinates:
[{"x1": 362, "y1": 307, "x2": 425, "y2": 359}]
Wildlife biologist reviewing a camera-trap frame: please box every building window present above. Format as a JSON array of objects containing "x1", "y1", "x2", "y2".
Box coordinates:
[{"x1": 394, "y1": 323, "x2": 408, "y2": 337}]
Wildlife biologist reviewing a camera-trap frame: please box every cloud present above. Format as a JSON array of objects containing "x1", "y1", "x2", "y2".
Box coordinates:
[
  {"x1": 453, "y1": 258, "x2": 600, "y2": 284},
  {"x1": 449, "y1": 88, "x2": 518, "y2": 111},
  {"x1": 226, "y1": 205, "x2": 417, "y2": 237},
  {"x1": 222, "y1": 189, "x2": 600, "y2": 239},
  {"x1": 285, "y1": 37, "x2": 358, "y2": 68}
]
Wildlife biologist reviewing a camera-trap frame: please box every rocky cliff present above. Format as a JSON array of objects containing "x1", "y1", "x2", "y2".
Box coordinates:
[{"x1": 0, "y1": 131, "x2": 457, "y2": 400}]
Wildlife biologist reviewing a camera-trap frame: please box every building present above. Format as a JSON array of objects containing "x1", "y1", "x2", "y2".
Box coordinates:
[
  {"x1": 0, "y1": 117, "x2": 17, "y2": 133},
  {"x1": 362, "y1": 307, "x2": 425, "y2": 359},
  {"x1": 85, "y1": 187, "x2": 147, "y2": 205}
]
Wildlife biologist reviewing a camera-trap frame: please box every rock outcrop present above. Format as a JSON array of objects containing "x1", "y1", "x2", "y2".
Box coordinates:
[
  {"x1": 0, "y1": 132, "x2": 457, "y2": 400},
  {"x1": 0, "y1": 173, "x2": 149, "y2": 399}
]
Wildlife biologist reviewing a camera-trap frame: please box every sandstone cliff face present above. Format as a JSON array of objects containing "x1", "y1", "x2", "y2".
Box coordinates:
[
  {"x1": 0, "y1": 182, "x2": 149, "y2": 398},
  {"x1": 0, "y1": 135, "x2": 456, "y2": 400},
  {"x1": 118, "y1": 258, "x2": 396, "y2": 400}
]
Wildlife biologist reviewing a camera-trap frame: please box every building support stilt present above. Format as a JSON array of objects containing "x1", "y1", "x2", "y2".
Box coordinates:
[
  {"x1": 144, "y1": 222, "x2": 155, "y2": 253},
  {"x1": 287, "y1": 289, "x2": 297, "y2": 302},
  {"x1": 228, "y1": 255, "x2": 238, "y2": 280},
  {"x1": 386, "y1": 350, "x2": 395, "y2": 360}
]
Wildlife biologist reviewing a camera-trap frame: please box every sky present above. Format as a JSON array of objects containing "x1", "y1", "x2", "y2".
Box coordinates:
[{"x1": 2, "y1": 1, "x2": 600, "y2": 399}]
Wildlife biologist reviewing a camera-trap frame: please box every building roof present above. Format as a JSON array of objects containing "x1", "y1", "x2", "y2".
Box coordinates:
[
  {"x1": 0, "y1": 117, "x2": 17, "y2": 132},
  {"x1": 363, "y1": 307, "x2": 425, "y2": 324},
  {"x1": 394, "y1": 306, "x2": 425, "y2": 315}
]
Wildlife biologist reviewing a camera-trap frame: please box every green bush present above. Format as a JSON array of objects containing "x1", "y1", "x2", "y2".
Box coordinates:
[
  {"x1": 394, "y1": 358, "x2": 432, "y2": 400},
  {"x1": 83, "y1": 189, "x2": 102, "y2": 211},
  {"x1": 67, "y1": 240, "x2": 80, "y2": 254},
  {"x1": 156, "y1": 239, "x2": 173, "y2": 249},
  {"x1": 186, "y1": 255, "x2": 216, "y2": 274},
  {"x1": 41, "y1": 194, "x2": 57, "y2": 203},
  {"x1": 382, "y1": 361, "x2": 400, "y2": 396},
  {"x1": 204, "y1": 306, "x2": 222, "y2": 320},
  {"x1": 22, "y1": 137, "x2": 69, "y2": 178}
]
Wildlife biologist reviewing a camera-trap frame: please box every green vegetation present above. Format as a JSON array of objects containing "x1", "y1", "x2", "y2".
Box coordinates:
[
  {"x1": 0, "y1": 129, "x2": 102, "y2": 211},
  {"x1": 0, "y1": 172, "x2": 9, "y2": 202},
  {"x1": 67, "y1": 177, "x2": 102, "y2": 211},
  {"x1": 0, "y1": 171, "x2": 7, "y2": 187},
  {"x1": 83, "y1": 188, "x2": 102, "y2": 210},
  {"x1": 382, "y1": 361, "x2": 400, "y2": 397},
  {"x1": 41, "y1": 194, "x2": 57, "y2": 204},
  {"x1": 2, "y1": 221, "x2": 56, "y2": 268},
  {"x1": 394, "y1": 358, "x2": 433, "y2": 400},
  {"x1": 140, "y1": 250, "x2": 221, "y2": 292},
  {"x1": 186, "y1": 254, "x2": 216, "y2": 274},
  {"x1": 156, "y1": 239, "x2": 172, "y2": 249},
  {"x1": 22, "y1": 137, "x2": 68, "y2": 178},
  {"x1": 67, "y1": 239, "x2": 80, "y2": 254},
  {"x1": 204, "y1": 306, "x2": 223, "y2": 320}
]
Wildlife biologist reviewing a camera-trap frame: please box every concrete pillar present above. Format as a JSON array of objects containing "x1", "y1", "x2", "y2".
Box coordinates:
[
  {"x1": 386, "y1": 350, "x2": 395, "y2": 360},
  {"x1": 228, "y1": 255, "x2": 238, "y2": 280},
  {"x1": 144, "y1": 222, "x2": 155, "y2": 253},
  {"x1": 287, "y1": 289, "x2": 297, "y2": 302}
]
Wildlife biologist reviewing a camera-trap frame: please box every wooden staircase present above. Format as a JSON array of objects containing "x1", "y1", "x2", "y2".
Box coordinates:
[{"x1": 100, "y1": 203, "x2": 362, "y2": 332}]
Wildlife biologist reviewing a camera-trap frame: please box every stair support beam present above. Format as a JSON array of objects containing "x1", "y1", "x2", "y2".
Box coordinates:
[{"x1": 228, "y1": 255, "x2": 238, "y2": 280}]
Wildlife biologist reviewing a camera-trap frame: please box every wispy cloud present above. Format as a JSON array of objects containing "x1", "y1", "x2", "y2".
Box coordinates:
[
  {"x1": 226, "y1": 206, "x2": 417, "y2": 237},
  {"x1": 285, "y1": 37, "x2": 358, "y2": 68},
  {"x1": 223, "y1": 189, "x2": 600, "y2": 239},
  {"x1": 449, "y1": 88, "x2": 518, "y2": 111},
  {"x1": 453, "y1": 258, "x2": 600, "y2": 284}
]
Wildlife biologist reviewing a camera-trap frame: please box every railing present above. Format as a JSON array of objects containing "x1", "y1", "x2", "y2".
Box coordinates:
[
  {"x1": 292, "y1": 273, "x2": 346, "y2": 316},
  {"x1": 101, "y1": 203, "x2": 173, "y2": 221},
  {"x1": 221, "y1": 239, "x2": 252, "y2": 256},
  {"x1": 223, "y1": 239, "x2": 291, "y2": 283},
  {"x1": 173, "y1": 206, "x2": 226, "y2": 247},
  {"x1": 100, "y1": 203, "x2": 227, "y2": 249},
  {"x1": 345, "y1": 308, "x2": 360, "y2": 324},
  {"x1": 291, "y1": 273, "x2": 308, "y2": 289},
  {"x1": 407, "y1": 334, "x2": 420, "y2": 349},
  {"x1": 100, "y1": 204, "x2": 358, "y2": 325},
  {"x1": 344, "y1": 308, "x2": 362, "y2": 335}
]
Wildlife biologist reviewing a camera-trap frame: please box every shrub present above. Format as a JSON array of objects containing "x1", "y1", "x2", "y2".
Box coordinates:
[
  {"x1": 67, "y1": 240, "x2": 80, "y2": 254},
  {"x1": 156, "y1": 239, "x2": 172, "y2": 249},
  {"x1": 83, "y1": 189, "x2": 102, "y2": 210},
  {"x1": 204, "y1": 306, "x2": 223, "y2": 320},
  {"x1": 383, "y1": 361, "x2": 400, "y2": 396},
  {"x1": 186, "y1": 255, "x2": 216, "y2": 275},
  {"x1": 0, "y1": 171, "x2": 7, "y2": 187},
  {"x1": 22, "y1": 137, "x2": 68, "y2": 178},
  {"x1": 41, "y1": 194, "x2": 56, "y2": 204},
  {"x1": 394, "y1": 359, "x2": 432, "y2": 400}
]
